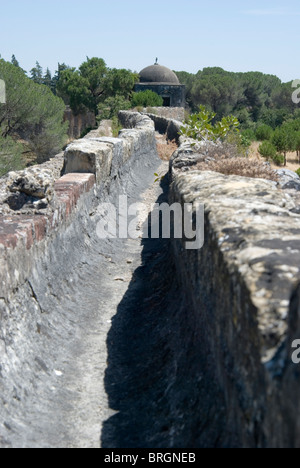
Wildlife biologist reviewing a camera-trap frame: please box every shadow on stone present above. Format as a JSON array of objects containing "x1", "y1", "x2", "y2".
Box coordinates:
[{"x1": 101, "y1": 176, "x2": 226, "y2": 448}]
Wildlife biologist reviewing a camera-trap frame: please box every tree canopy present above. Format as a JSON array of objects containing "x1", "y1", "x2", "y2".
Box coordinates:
[
  {"x1": 176, "y1": 67, "x2": 298, "y2": 127},
  {"x1": 55, "y1": 57, "x2": 139, "y2": 115},
  {"x1": 2, "y1": 54, "x2": 300, "y2": 175},
  {"x1": 0, "y1": 59, "x2": 68, "y2": 174}
]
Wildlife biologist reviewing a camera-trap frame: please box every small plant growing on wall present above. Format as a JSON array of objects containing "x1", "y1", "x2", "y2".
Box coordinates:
[{"x1": 180, "y1": 105, "x2": 241, "y2": 143}]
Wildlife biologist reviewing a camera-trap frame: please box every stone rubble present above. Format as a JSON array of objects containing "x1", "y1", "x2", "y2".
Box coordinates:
[{"x1": 0, "y1": 153, "x2": 64, "y2": 215}]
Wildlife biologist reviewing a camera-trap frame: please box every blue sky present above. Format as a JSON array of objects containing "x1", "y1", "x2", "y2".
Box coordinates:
[{"x1": 0, "y1": 0, "x2": 299, "y2": 82}]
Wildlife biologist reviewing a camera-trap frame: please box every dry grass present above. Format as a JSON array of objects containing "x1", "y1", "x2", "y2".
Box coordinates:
[
  {"x1": 156, "y1": 138, "x2": 178, "y2": 161},
  {"x1": 194, "y1": 156, "x2": 278, "y2": 182},
  {"x1": 250, "y1": 141, "x2": 300, "y2": 172},
  {"x1": 187, "y1": 141, "x2": 279, "y2": 182}
]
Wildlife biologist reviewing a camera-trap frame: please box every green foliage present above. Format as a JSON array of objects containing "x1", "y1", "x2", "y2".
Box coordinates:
[
  {"x1": 131, "y1": 90, "x2": 163, "y2": 108},
  {"x1": 258, "y1": 140, "x2": 285, "y2": 165},
  {"x1": 240, "y1": 133, "x2": 251, "y2": 149},
  {"x1": 176, "y1": 67, "x2": 298, "y2": 127},
  {"x1": 43, "y1": 68, "x2": 56, "y2": 94},
  {"x1": 79, "y1": 57, "x2": 107, "y2": 95},
  {"x1": 0, "y1": 135, "x2": 25, "y2": 177},
  {"x1": 80, "y1": 127, "x2": 94, "y2": 139},
  {"x1": 180, "y1": 106, "x2": 240, "y2": 143},
  {"x1": 271, "y1": 127, "x2": 293, "y2": 166},
  {"x1": 258, "y1": 141, "x2": 277, "y2": 159},
  {"x1": 11, "y1": 54, "x2": 20, "y2": 68},
  {"x1": 258, "y1": 107, "x2": 288, "y2": 129},
  {"x1": 234, "y1": 108, "x2": 254, "y2": 130},
  {"x1": 30, "y1": 61, "x2": 44, "y2": 85},
  {"x1": 294, "y1": 132, "x2": 300, "y2": 153},
  {"x1": 11, "y1": 55, "x2": 25, "y2": 73},
  {"x1": 241, "y1": 128, "x2": 256, "y2": 142},
  {"x1": 214, "y1": 115, "x2": 240, "y2": 139},
  {"x1": 29, "y1": 62, "x2": 71, "y2": 96},
  {"x1": 56, "y1": 68, "x2": 91, "y2": 114},
  {"x1": 55, "y1": 57, "x2": 138, "y2": 116},
  {"x1": 96, "y1": 68, "x2": 139, "y2": 120},
  {"x1": 255, "y1": 124, "x2": 273, "y2": 141},
  {"x1": 51, "y1": 63, "x2": 70, "y2": 94},
  {"x1": 97, "y1": 95, "x2": 131, "y2": 120},
  {"x1": 103, "y1": 68, "x2": 139, "y2": 101},
  {"x1": 26, "y1": 86, "x2": 69, "y2": 163},
  {"x1": 0, "y1": 59, "x2": 68, "y2": 170},
  {"x1": 272, "y1": 153, "x2": 285, "y2": 166},
  {"x1": 154, "y1": 172, "x2": 166, "y2": 183},
  {"x1": 295, "y1": 168, "x2": 300, "y2": 177},
  {"x1": 111, "y1": 117, "x2": 123, "y2": 138},
  {"x1": 187, "y1": 67, "x2": 240, "y2": 119},
  {"x1": 253, "y1": 119, "x2": 300, "y2": 166}
]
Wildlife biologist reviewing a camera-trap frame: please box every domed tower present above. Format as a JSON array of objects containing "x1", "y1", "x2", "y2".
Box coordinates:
[{"x1": 134, "y1": 61, "x2": 186, "y2": 108}]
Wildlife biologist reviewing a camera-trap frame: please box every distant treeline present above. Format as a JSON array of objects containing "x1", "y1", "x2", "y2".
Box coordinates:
[
  {"x1": 176, "y1": 67, "x2": 299, "y2": 129},
  {"x1": 11, "y1": 56, "x2": 300, "y2": 130},
  {"x1": 2, "y1": 54, "x2": 300, "y2": 176},
  {"x1": 0, "y1": 55, "x2": 162, "y2": 176}
]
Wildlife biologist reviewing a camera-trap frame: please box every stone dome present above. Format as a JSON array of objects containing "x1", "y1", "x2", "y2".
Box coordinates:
[{"x1": 139, "y1": 63, "x2": 180, "y2": 85}]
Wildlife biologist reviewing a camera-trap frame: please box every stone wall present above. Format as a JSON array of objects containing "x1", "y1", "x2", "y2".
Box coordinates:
[
  {"x1": 0, "y1": 113, "x2": 161, "y2": 447},
  {"x1": 2, "y1": 111, "x2": 300, "y2": 447},
  {"x1": 0, "y1": 112, "x2": 156, "y2": 300},
  {"x1": 169, "y1": 138, "x2": 300, "y2": 447},
  {"x1": 137, "y1": 111, "x2": 183, "y2": 143},
  {"x1": 64, "y1": 106, "x2": 96, "y2": 140},
  {"x1": 141, "y1": 107, "x2": 185, "y2": 122}
]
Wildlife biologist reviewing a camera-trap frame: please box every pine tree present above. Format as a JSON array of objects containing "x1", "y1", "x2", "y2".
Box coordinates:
[
  {"x1": 0, "y1": 59, "x2": 68, "y2": 168},
  {"x1": 11, "y1": 55, "x2": 26, "y2": 74},
  {"x1": 51, "y1": 63, "x2": 70, "y2": 95},
  {"x1": 11, "y1": 55, "x2": 20, "y2": 68},
  {"x1": 30, "y1": 61, "x2": 43, "y2": 85}
]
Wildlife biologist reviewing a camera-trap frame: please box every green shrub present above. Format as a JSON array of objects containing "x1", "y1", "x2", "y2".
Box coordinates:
[
  {"x1": 295, "y1": 168, "x2": 300, "y2": 177},
  {"x1": 180, "y1": 106, "x2": 240, "y2": 142},
  {"x1": 258, "y1": 141, "x2": 277, "y2": 159},
  {"x1": 0, "y1": 136, "x2": 25, "y2": 177},
  {"x1": 131, "y1": 90, "x2": 163, "y2": 108},
  {"x1": 97, "y1": 95, "x2": 131, "y2": 120},
  {"x1": 111, "y1": 116, "x2": 123, "y2": 137},
  {"x1": 241, "y1": 128, "x2": 256, "y2": 142},
  {"x1": 255, "y1": 124, "x2": 273, "y2": 141},
  {"x1": 240, "y1": 134, "x2": 251, "y2": 149},
  {"x1": 272, "y1": 153, "x2": 285, "y2": 166}
]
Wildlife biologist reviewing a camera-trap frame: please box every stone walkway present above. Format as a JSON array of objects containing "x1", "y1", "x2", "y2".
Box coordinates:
[{"x1": 0, "y1": 152, "x2": 171, "y2": 448}]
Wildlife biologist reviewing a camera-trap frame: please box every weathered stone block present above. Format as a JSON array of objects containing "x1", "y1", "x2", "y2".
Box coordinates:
[
  {"x1": 63, "y1": 139, "x2": 113, "y2": 183},
  {"x1": 169, "y1": 139, "x2": 300, "y2": 447}
]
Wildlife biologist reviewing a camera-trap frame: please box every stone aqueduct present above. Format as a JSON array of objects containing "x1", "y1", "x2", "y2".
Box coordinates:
[{"x1": 0, "y1": 108, "x2": 300, "y2": 447}]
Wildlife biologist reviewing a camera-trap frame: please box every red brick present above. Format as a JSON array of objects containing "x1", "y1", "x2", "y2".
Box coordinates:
[
  {"x1": 0, "y1": 218, "x2": 22, "y2": 249},
  {"x1": 15, "y1": 218, "x2": 35, "y2": 250},
  {"x1": 0, "y1": 232, "x2": 18, "y2": 249},
  {"x1": 0, "y1": 173, "x2": 95, "y2": 250},
  {"x1": 54, "y1": 173, "x2": 95, "y2": 218},
  {"x1": 33, "y1": 216, "x2": 48, "y2": 242}
]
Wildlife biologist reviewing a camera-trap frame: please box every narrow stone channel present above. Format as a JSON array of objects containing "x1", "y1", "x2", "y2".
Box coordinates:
[{"x1": 0, "y1": 149, "x2": 172, "y2": 447}]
